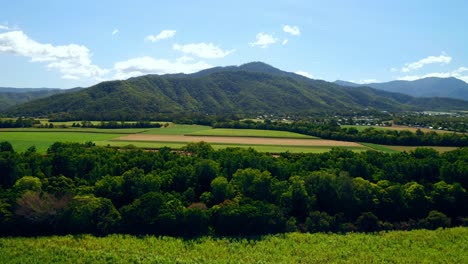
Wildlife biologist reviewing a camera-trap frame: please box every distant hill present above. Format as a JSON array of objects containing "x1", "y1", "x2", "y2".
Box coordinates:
[
  {"x1": 334, "y1": 77, "x2": 468, "y2": 100},
  {"x1": 4, "y1": 62, "x2": 468, "y2": 119},
  {"x1": 0, "y1": 88, "x2": 80, "y2": 111}
]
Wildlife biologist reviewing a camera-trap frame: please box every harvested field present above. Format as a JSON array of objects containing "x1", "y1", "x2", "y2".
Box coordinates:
[{"x1": 116, "y1": 134, "x2": 362, "y2": 147}]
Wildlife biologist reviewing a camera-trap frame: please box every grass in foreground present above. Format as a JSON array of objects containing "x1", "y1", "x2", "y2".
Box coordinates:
[
  {"x1": 0, "y1": 228, "x2": 466, "y2": 263},
  {"x1": 187, "y1": 128, "x2": 317, "y2": 139}
]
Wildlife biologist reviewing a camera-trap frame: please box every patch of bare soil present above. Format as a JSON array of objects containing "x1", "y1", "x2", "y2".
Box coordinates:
[{"x1": 117, "y1": 134, "x2": 362, "y2": 147}]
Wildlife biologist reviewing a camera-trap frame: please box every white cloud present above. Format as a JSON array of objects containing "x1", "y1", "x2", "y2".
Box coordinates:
[
  {"x1": 113, "y1": 56, "x2": 211, "y2": 79},
  {"x1": 356, "y1": 79, "x2": 378, "y2": 84},
  {"x1": 0, "y1": 30, "x2": 108, "y2": 80},
  {"x1": 112, "y1": 29, "x2": 119, "y2": 35},
  {"x1": 146, "y1": 30, "x2": 176, "y2": 42},
  {"x1": 249, "y1": 33, "x2": 278, "y2": 48},
  {"x1": 398, "y1": 67, "x2": 468, "y2": 82},
  {"x1": 295, "y1": 71, "x2": 314, "y2": 79},
  {"x1": 401, "y1": 54, "x2": 452, "y2": 72},
  {"x1": 173, "y1": 42, "x2": 234, "y2": 59},
  {"x1": 176, "y1": 56, "x2": 195, "y2": 63},
  {"x1": 282, "y1": 39, "x2": 288, "y2": 45},
  {"x1": 283, "y1": 25, "x2": 301, "y2": 36},
  {"x1": 0, "y1": 24, "x2": 10, "y2": 31}
]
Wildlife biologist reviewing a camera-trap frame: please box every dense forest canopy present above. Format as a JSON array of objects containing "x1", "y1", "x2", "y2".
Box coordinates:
[{"x1": 1, "y1": 141, "x2": 466, "y2": 237}]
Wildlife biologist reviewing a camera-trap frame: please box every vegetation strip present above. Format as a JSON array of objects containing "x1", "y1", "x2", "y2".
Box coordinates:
[
  {"x1": 104, "y1": 140, "x2": 369, "y2": 153},
  {"x1": 0, "y1": 228, "x2": 466, "y2": 263}
]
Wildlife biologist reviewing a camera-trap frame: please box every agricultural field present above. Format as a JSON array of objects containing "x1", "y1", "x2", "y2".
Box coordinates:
[
  {"x1": 101, "y1": 140, "x2": 367, "y2": 153},
  {"x1": 142, "y1": 124, "x2": 211, "y2": 135},
  {"x1": 1, "y1": 123, "x2": 461, "y2": 154},
  {"x1": 187, "y1": 128, "x2": 317, "y2": 138},
  {"x1": 0, "y1": 131, "x2": 123, "y2": 153},
  {"x1": 0, "y1": 228, "x2": 466, "y2": 263},
  {"x1": 361, "y1": 143, "x2": 459, "y2": 153},
  {"x1": 385, "y1": 145, "x2": 459, "y2": 153},
  {"x1": 117, "y1": 134, "x2": 358, "y2": 147},
  {"x1": 1, "y1": 124, "x2": 369, "y2": 153}
]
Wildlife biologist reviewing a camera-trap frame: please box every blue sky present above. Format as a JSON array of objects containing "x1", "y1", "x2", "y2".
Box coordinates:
[{"x1": 1, "y1": 0, "x2": 467, "y2": 88}]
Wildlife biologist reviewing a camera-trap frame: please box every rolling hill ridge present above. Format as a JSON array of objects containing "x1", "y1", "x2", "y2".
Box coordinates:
[
  {"x1": 4, "y1": 62, "x2": 468, "y2": 119},
  {"x1": 0, "y1": 87, "x2": 82, "y2": 111},
  {"x1": 335, "y1": 77, "x2": 468, "y2": 101}
]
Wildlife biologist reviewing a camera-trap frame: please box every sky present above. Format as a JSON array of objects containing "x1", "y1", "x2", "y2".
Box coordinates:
[{"x1": 1, "y1": 0, "x2": 468, "y2": 88}]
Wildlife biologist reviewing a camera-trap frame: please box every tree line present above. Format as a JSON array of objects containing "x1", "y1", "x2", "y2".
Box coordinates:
[
  {"x1": 0, "y1": 118, "x2": 39, "y2": 128},
  {"x1": 212, "y1": 120, "x2": 468, "y2": 147},
  {"x1": 77, "y1": 121, "x2": 165, "y2": 129},
  {"x1": 0, "y1": 141, "x2": 466, "y2": 237},
  {"x1": 0, "y1": 119, "x2": 164, "y2": 129},
  {"x1": 394, "y1": 114, "x2": 468, "y2": 133}
]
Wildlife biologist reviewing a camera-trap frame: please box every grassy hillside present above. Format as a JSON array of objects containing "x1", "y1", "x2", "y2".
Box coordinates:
[
  {"x1": 5, "y1": 63, "x2": 468, "y2": 119},
  {"x1": 0, "y1": 228, "x2": 466, "y2": 263}
]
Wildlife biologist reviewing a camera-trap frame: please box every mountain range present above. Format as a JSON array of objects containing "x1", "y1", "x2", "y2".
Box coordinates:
[
  {"x1": 0, "y1": 88, "x2": 76, "y2": 111},
  {"x1": 3, "y1": 62, "x2": 468, "y2": 119},
  {"x1": 334, "y1": 77, "x2": 468, "y2": 101}
]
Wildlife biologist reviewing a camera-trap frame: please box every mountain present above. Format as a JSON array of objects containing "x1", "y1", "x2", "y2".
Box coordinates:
[
  {"x1": 0, "y1": 88, "x2": 82, "y2": 111},
  {"x1": 334, "y1": 77, "x2": 468, "y2": 100},
  {"x1": 4, "y1": 62, "x2": 468, "y2": 119}
]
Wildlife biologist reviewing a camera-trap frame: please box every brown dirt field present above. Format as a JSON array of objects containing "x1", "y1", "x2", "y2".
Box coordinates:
[{"x1": 117, "y1": 134, "x2": 363, "y2": 147}]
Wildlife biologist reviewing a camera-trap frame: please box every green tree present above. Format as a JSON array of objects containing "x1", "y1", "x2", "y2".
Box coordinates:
[
  {"x1": 65, "y1": 195, "x2": 120, "y2": 235},
  {"x1": 13, "y1": 176, "x2": 42, "y2": 193},
  {"x1": 419, "y1": 210, "x2": 451, "y2": 229},
  {"x1": 0, "y1": 141, "x2": 14, "y2": 152},
  {"x1": 281, "y1": 176, "x2": 312, "y2": 220},
  {"x1": 210, "y1": 176, "x2": 234, "y2": 204},
  {"x1": 356, "y1": 212, "x2": 380, "y2": 232},
  {"x1": 231, "y1": 168, "x2": 273, "y2": 201},
  {"x1": 94, "y1": 176, "x2": 125, "y2": 207}
]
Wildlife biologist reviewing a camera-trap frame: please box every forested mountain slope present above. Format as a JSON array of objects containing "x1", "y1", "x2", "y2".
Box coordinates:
[
  {"x1": 5, "y1": 63, "x2": 468, "y2": 119},
  {"x1": 0, "y1": 88, "x2": 75, "y2": 111},
  {"x1": 335, "y1": 77, "x2": 468, "y2": 101}
]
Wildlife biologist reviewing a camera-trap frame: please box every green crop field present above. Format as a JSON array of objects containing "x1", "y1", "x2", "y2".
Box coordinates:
[
  {"x1": 187, "y1": 128, "x2": 317, "y2": 138},
  {"x1": 0, "y1": 131, "x2": 123, "y2": 153},
  {"x1": 361, "y1": 142, "x2": 459, "y2": 153},
  {"x1": 99, "y1": 140, "x2": 368, "y2": 153},
  {"x1": 341, "y1": 125, "x2": 390, "y2": 132},
  {"x1": 386, "y1": 145, "x2": 459, "y2": 153},
  {"x1": 360, "y1": 143, "x2": 399, "y2": 153},
  {"x1": 1, "y1": 124, "x2": 457, "y2": 154},
  {"x1": 142, "y1": 124, "x2": 211, "y2": 135},
  {"x1": 0, "y1": 128, "x2": 149, "y2": 134},
  {"x1": 0, "y1": 228, "x2": 466, "y2": 263}
]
